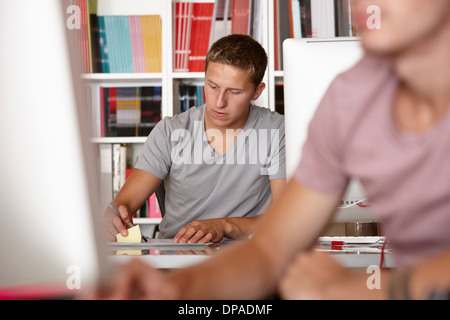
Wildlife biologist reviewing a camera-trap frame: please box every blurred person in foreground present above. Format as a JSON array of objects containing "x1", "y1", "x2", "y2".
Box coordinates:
[{"x1": 94, "y1": 0, "x2": 450, "y2": 300}]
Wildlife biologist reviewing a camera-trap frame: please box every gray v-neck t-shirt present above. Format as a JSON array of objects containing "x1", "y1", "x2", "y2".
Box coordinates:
[{"x1": 135, "y1": 104, "x2": 285, "y2": 238}]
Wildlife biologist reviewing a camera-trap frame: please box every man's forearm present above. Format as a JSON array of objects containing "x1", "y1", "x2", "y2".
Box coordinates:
[{"x1": 223, "y1": 216, "x2": 262, "y2": 240}]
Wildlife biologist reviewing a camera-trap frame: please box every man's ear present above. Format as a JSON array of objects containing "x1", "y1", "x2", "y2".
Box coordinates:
[{"x1": 251, "y1": 82, "x2": 266, "y2": 101}]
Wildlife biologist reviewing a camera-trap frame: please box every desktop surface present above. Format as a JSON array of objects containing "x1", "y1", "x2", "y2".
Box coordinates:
[{"x1": 107, "y1": 237, "x2": 394, "y2": 269}]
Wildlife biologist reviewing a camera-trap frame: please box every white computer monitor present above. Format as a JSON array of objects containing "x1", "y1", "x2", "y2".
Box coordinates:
[
  {"x1": 0, "y1": 0, "x2": 105, "y2": 296},
  {"x1": 283, "y1": 38, "x2": 375, "y2": 221}
]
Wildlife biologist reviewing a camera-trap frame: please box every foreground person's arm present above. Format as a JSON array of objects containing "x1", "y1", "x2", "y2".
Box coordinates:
[{"x1": 101, "y1": 179, "x2": 341, "y2": 299}]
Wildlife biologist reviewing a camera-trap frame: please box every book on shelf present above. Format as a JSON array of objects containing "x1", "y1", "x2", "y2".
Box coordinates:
[
  {"x1": 298, "y1": 0, "x2": 358, "y2": 38},
  {"x1": 97, "y1": 12, "x2": 110, "y2": 73},
  {"x1": 173, "y1": 0, "x2": 264, "y2": 73},
  {"x1": 103, "y1": 15, "x2": 134, "y2": 73},
  {"x1": 174, "y1": 1, "x2": 214, "y2": 72},
  {"x1": 249, "y1": 0, "x2": 264, "y2": 44},
  {"x1": 141, "y1": 15, "x2": 163, "y2": 73},
  {"x1": 209, "y1": 0, "x2": 232, "y2": 43},
  {"x1": 132, "y1": 193, "x2": 162, "y2": 219},
  {"x1": 299, "y1": 0, "x2": 312, "y2": 38},
  {"x1": 273, "y1": 0, "x2": 291, "y2": 71},
  {"x1": 93, "y1": 86, "x2": 162, "y2": 137},
  {"x1": 112, "y1": 143, "x2": 122, "y2": 198},
  {"x1": 98, "y1": 144, "x2": 162, "y2": 219},
  {"x1": 74, "y1": 0, "x2": 162, "y2": 74},
  {"x1": 274, "y1": 84, "x2": 284, "y2": 115},
  {"x1": 274, "y1": 0, "x2": 359, "y2": 70},
  {"x1": 310, "y1": 0, "x2": 335, "y2": 38},
  {"x1": 88, "y1": 0, "x2": 102, "y2": 73},
  {"x1": 334, "y1": 0, "x2": 352, "y2": 37},
  {"x1": 230, "y1": 0, "x2": 250, "y2": 35},
  {"x1": 99, "y1": 143, "x2": 113, "y2": 209},
  {"x1": 178, "y1": 85, "x2": 205, "y2": 113},
  {"x1": 148, "y1": 193, "x2": 162, "y2": 219},
  {"x1": 129, "y1": 15, "x2": 146, "y2": 73},
  {"x1": 99, "y1": 14, "x2": 162, "y2": 73},
  {"x1": 70, "y1": 0, "x2": 91, "y2": 74},
  {"x1": 99, "y1": 144, "x2": 152, "y2": 219},
  {"x1": 219, "y1": 0, "x2": 264, "y2": 43}
]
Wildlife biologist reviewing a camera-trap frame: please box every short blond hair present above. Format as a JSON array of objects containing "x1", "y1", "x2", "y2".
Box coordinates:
[{"x1": 205, "y1": 34, "x2": 268, "y2": 87}]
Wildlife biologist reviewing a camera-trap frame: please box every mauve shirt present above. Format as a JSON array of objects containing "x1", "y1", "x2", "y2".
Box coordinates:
[{"x1": 294, "y1": 54, "x2": 450, "y2": 268}]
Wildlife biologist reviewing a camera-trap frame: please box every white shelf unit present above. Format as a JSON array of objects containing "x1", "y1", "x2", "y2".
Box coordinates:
[
  {"x1": 86, "y1": 0, "x2": 274, "y2": 119},
  {"x1": 84, "y1": 0, "x2": 282, "y2": 228},
  {"x1": 91, "y1": 137, "x2": 147, "y2": 144},
  {"x1": 82, "y1": 73, "x2": 164, "y2": 81},
  {"x1": 133, "y1": 218, "x2": 163, "y2": 225},
  {"x1": 267, "y1": 0, "x2": 281, "y2": 113}
]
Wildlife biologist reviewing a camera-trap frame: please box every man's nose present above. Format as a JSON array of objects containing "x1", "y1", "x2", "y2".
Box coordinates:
[{"x1": 215, "y1": 90, "x2": 227, "y2": 108}]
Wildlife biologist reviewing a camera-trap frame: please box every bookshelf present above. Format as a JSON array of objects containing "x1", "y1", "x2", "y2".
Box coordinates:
[{"x1": 77, "y1": 0, "x2": 357, "y2": 232}]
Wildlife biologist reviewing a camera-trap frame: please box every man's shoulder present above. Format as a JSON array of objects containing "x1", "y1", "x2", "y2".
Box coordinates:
[
  {"x1": 157, "y1": 105, "x2": 204, "y2": 131},
  {"x1": 250, "y1": 105, "x2": 284, "y2": 129},
  {"x1": 333, "y1": 53, "x2": 394, "y2": 93}
]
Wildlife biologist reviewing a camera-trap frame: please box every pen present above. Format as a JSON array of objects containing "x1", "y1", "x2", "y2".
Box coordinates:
[{"x1": 108, "y1": 204, "x2": 147, "y2": 242}]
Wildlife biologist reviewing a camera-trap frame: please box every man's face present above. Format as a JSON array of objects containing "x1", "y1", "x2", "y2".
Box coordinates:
[
  {"x1": 204, "y1": 62, "x2": 265, "y2": 131},
  {"x1": 352, "y1": 0, "x2": 450, "y2": 55}
]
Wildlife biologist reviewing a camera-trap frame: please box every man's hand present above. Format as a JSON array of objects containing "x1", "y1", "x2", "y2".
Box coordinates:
[
  {"x1": 104, "y1": 204, "x2": 134, "y2": 241},
  {"x1": 173, "y1": 219, "x2": 226, "y2": 243},
  {"x1": 173, "y1": 216, "x2": 261, "y2": 244},
  {"x1": 85, "y1": 259, "x2": 179, "y2": 300},
  {"x1": 278, "y1": 251, "x2": 351, "y2": 300}
]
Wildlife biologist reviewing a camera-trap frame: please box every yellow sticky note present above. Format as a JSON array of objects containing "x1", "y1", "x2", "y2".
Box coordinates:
[
  {"x1": 116, "y1": 225, "x2": 142, "y2": 243},
  {"x1": 115, "y1": 225, "x2": 143, "y2": 256}
]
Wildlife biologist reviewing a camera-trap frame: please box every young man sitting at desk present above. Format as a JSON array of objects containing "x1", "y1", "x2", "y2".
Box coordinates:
[
  {"x1": 104, "y1": 34, "x2": 286, "y2": 244},
  {"x1": 95, "y1": 0, "x2": 450, "y2": 300}
]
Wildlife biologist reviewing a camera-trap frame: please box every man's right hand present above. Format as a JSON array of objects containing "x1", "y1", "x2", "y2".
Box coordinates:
[
  {"x1": 101, "y1": 169, "x2": 163, "y2": 241},
  {"x1": 104, "y1": 204, "x2": 134, "y2": 241}
]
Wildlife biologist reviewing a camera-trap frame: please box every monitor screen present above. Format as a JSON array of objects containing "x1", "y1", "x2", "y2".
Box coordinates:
[
  {"x1": 283, "y1": 38, "x2": 375, "y2": 221},
  {"x1": 0, "y1": 0, "x2": 105, "y2": 296}
]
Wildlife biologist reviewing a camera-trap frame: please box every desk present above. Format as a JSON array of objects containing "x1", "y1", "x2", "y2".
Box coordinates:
[
  {"x1": 108, "y1": 240, "x2": 214, "y2": 269},
  {"x1": 107, "y1": 237, "x2": 395, "y2": 269},
  {"x1": 110, "y1": 252, "x2": 394, "y2": 269}
]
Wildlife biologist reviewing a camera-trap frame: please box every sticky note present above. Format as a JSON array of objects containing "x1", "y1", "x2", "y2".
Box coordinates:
[
  {"x1": 115, "y1": 225, "x2": 142, "y2": 256},
  {"x1": 115, "y1": 225, "x2": 142, "y2": 243}
]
